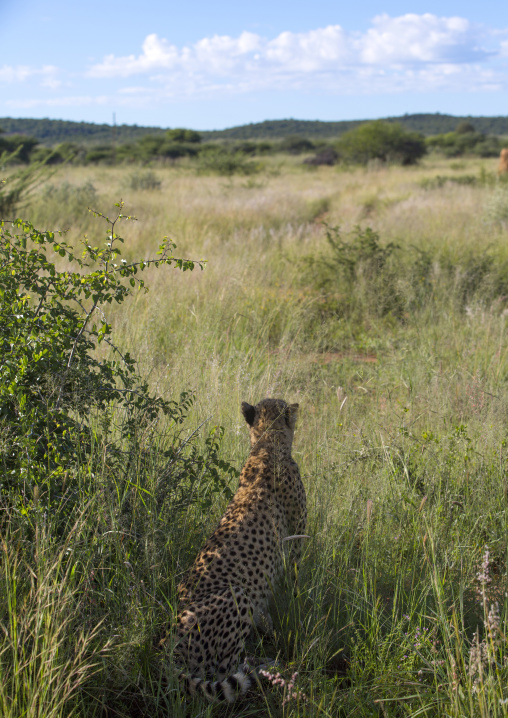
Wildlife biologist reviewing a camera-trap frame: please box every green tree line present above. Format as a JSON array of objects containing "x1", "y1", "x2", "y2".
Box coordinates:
[
  {"x1": 2, "y1": 113, "x2": 508, "y2": 146},
  {"x1": 1, "y1": 121, "x2": 506, "y2": 172}
]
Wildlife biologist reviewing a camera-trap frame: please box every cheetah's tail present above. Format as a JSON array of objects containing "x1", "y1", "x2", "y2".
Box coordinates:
[{"x1": 179, "y1": 662, "x2": 263, "y2": 702}]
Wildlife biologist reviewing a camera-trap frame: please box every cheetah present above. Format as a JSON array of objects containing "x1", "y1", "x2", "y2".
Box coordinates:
[
  {"x1": 499, "y1": 148, "x2": 508, "y2": 174},
  {"x1": 175, "y1": 398, "x2": 307, "y2": 701}
]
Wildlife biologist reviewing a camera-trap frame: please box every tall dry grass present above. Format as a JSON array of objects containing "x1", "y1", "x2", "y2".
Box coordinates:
[{"x1": 3, "y1": 153, "x2": 508, "y2": 716}]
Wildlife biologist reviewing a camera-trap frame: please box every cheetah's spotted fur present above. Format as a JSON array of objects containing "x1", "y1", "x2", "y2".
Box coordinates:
[{"x1": 175, "y1": 398, "x2": 307, "y2": 701}]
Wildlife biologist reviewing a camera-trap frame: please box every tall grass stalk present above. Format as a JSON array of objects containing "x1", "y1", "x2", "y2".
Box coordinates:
[{"x1": 0, "y1": 512, "x2": 107, "y2": 718}]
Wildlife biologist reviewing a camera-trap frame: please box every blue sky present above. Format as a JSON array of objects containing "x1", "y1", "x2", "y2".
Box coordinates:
[{"x1": 1, "y1": 0, "x2": 507, "y2": 130}]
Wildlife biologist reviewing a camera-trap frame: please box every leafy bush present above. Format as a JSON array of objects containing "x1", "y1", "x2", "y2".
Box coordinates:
[
  {"x1": 303, "y1": 147, "x2": 338, "y2": 166},
  {"x1": 128, "y1": 170, "x2": 162, "y2": 191},
  {"x1": 0, "y1": 155, "x2": 54, "y2": 217},
  {"x1": 85, "y1": 146, "x2": 116, "y2": 164},
  {"x1": 116, "y1": 135, "x2": 199, "y2": 163},
  {"x1": 303, "y1": 221, "x2": 508, "y2": 328},
  {"x1": 166, "y1": 128, "x2": 202, "y2": 143},
  {"x1": 54, "y1": 141, "x2": 84, "y2": 161},
  {"x1": 484, "y1": 184, "x2": 508, "y2": 228},
  {"x1": 0, "y1": 134, "x2": 40, "y2": 164},
  {"x1": 426, "y1": 131, "x2": 501, "y2": 158},
  {"x1": 420, "y1": 174, "x2": 478, "y2": 190},
  {"x1": 158, "y1": 141, "x2": 199, "y2": 160},
  {"x1": 32, "y1": 181, "x2": 99, "y2": 226},
  {"x1": 137, "y1": 135, "x2": 165, "y2": 156},
  {"x1": 31, "y1": 141, "x2": 85, "y2": 166},
  {"x1": 304, "y1": 224, "x2": 404, "y2": 321},
  {"x1": 455, "y1": 120, "x2": 476, "y2": 134},
  {"x1": 41, "y1": 180, "x2": 98, "y2": 208},
  {"x1": 474, "y1": 136, "x2": 502, "y2": 158},
  {"x1": 195, "y1": 147, "x2": 260, "y2": 176},
  {"x1": 279, "y1": 135, "x2": 315, "y2": 154},
  {"x1": 233, "y1": 140, "x2": 273, "y2": 155},
  {"x1": 0, "y1": 201, "x2": 236, "y2": 529},
  {"x1": 337, "y1": 121, "x2": 426, "y2": 165}
]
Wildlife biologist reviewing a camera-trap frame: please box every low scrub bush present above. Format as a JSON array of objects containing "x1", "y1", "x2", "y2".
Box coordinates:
[
  {"x1": 128, "y1": 170, "x2": 162, "y2": 191},
  {"x1": 303, "y1": 224, "x2": 405, "y2": 321},
  {"x1": 195, "y1": 147, "x2": 261, "y2": 176},
  {"x1": 420, "y1": 174, "x2": 478, "y2": 189},
  {"x1": 85, "y1": 145, "x2": 116, "y2": 164},
  {"x1": 279, "y1": 135, "x2": 315, "y2": 154},
  {"x1": 41, "y1": 179, "x2": 98, "y2": 208},
  {"x1": 303, "y1": 147, "x2": 338, "y2": 166},
  {"x1": 31, "y1": 181, "x2": 100, "y2": 227},
  {"x1": 426, "y1": 130, "x2": 501, "y2": 158},
  {"x1": 166, "y1": 128, "x2": 202, "y2": 143},
  {"x1": 0, "y1": 134, "x2": 39, "y2": 164},
  {"x1": 484, "y1": 184, "x2": 508, "y2": 228},
  {"x1": 233, "y1": 140, "x2": 274, "y2": 155},
  {"x1": 303, "y1": 222, "x2": 508, "y2": 331}
]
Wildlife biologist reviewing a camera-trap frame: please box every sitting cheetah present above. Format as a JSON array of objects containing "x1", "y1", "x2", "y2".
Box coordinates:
[{"x1": 175, "y1": 398, "x2": 307, "y2": 701}]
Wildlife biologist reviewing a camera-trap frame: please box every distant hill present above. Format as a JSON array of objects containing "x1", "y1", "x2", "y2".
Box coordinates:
[
  {"x1": 203, "y1": 115, "x2": 508, "y2": 140},
  {"x1": 1, "y1": 114, "x2": 508, "y2": 146},
  {"x1": 0, "y1": 117, "x2": 165, "y2": 146}
]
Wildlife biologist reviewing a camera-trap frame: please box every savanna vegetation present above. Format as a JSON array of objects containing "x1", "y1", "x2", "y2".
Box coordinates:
[
  {"x1": 2, "y1": 147, "x2": 508, "y2": 717},
  {"x1": 2, "y1": 116, "x2": 506, "y2": 176},
  {"x1": 3, "y1": 113, "x2": 508, "y2": 144}
]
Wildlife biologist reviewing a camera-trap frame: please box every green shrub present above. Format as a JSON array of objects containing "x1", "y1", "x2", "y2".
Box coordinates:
[
  {"x1": 128, "y1": 170, "x2": 162, "y2": 191},
  {"x1": 0, "y1": 202, "x2": 236, "y2": 529},
  {"x1": 303, "y1": 147, "x2": 338, "y2": 166},
  {"x1": 484, "y1": 184, "x2": 508, "y2": 227},
  {"x1": 279, "y1": 135, "x2": 315, "y2": 154},
  {"x1": 137, "y1": 135, "x2": 165, "y2": 155},
  {"x1": 0, "y1": 134, "x2": 39, "y2": 164},
  {"x1": 420, "y1": 174, "x2": 478, "y2": 190},
  {"x1": 159, "y1": 141, "x2": 199, "y2": 159},
  {"x1": 303, "y1": 224, "x2": 404, "y2": 321},
  {"x1": 85, "y1": 146, "x2": 116, "y2": 164},
  {"x1": 195, "y1": 147, "x2": 260, "y2": 175},
  {"x1": 54, "y1": 141, "x2": 83, "y2": 161},
  {"x1": 337, "y1": 121, "x2": 426, "y2": 165},
  {"x1": 426, "y1": 131, "x2": 501, "y2": 158},
  {"x1": 474, "y1": 136, "x2": 502, "y2": 157},
  {"x1": 116, "y1": 136, "x2": 199, "y2": 162},
  {"x1": 455, "y1": 120, "x2": 476, "y2": 134},
  {"x1": 0, "y1": 156, "x2": 55, "y2": 216},
  {"x1": 30, "y1": 146, "x2": 64, "y2": 165},
  {"x1": 166, "y1": 128, "x2": 201, "y2": 143},
  {"x1": 233, "y1": 140, "x2": 274, "y2": 155},
  {"x1": 303, "y1": 222, "x2": 508, "y2": 328},
  {"x1": 34, "y1": 181, "x2": 99, "y2": 226}
]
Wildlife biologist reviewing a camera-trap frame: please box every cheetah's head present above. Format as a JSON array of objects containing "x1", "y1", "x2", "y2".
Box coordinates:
[{"x1": 241, "y1": 398, "x2": 298, "y2": 447}]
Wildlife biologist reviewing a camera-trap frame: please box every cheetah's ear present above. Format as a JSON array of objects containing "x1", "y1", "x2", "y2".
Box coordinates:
[
  {"x1": 241, "y1": 402, "x2": 256, "y2": 426},
  {"x1": 286, "y1": 403, "x2": 299, "y2": 430}
]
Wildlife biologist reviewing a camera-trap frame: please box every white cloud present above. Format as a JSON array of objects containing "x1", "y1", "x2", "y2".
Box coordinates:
[
  {"x1": 5, "y1": 95, "x2": 109, "y2": 109},
  {"x1": 89, "y1": 30, "x2": 262, "y2": 78},
  {"x1": 90, "y1": 34, "x2": 180, "y2": 78},
  {"x1": 359, "y1": 14, "x2": 489, "y2": 64},
  {"x1": 265, "y1": 26, "x2": 350, "y2": 71},
  {"x1": 88, "y1": 14, "x2": 501, "y2": 85},
  {"x1": 3, "y1": 14, "x2": 508, "y2": 110},
  {"x1": 0, "y1": 64, "x2": 59, "y2": 86}
]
